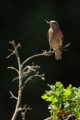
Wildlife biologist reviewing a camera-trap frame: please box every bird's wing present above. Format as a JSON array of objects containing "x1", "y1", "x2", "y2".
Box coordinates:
[{"x1": 58, "y1": 30, "x2": 63, "y2": 39}]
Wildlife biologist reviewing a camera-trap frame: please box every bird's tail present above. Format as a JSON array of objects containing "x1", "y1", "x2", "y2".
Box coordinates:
[{"x1": 54, "y1": 50, "x2": 62, "y2": 60}]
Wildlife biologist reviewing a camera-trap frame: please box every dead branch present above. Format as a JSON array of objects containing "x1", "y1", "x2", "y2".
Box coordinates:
[
  {"x1": 44, "y1": 116, "x2": 52, "y2": 120},
  {"x1": 62, "y1": 113, "x2": 76, "y2": 120},
  {"x1": 7, "y1": 40, "x2": 70, "y2": 120},
  {"x1": 7, "y1": 66, "x2": 19, "y2": 73},
  {"x1": 22, "y1": 43, "x2": 70, "y2": 67},
  {"x1": 9, "y1": 91, "x2": 18, "y2": 100},
  {"x1": 23, "y1": 72, "x2": 45, "y2": 89}
]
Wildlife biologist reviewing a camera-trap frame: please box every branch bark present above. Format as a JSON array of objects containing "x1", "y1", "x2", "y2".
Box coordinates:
[{"x1": 10, "y1": 41, "x2": 23, "y2": 120}]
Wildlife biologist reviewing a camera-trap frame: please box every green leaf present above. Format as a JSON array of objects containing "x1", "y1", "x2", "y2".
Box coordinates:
[{"x1": 42, "y1": 81, "x2": 80, "y2": 120}]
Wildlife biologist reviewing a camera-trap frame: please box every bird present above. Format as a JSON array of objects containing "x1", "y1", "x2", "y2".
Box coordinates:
[{"x1": 45, "y1": 20, "x2": 63, "y2": 60}]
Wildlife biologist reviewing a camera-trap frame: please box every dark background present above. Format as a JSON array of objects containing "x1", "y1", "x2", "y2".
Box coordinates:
[{"x1": 0, "y1": 0, "x2": 80, "y2": 120}]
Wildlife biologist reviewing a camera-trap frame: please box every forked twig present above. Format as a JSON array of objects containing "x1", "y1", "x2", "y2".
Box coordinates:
[{"x1": 9, "y1": 91, "x2": 18, "y2": 100}]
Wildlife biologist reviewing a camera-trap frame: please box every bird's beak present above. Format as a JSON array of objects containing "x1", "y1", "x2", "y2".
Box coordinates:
[{"x1": 44, "y1": 19, "x2": 50, "y2": 24}]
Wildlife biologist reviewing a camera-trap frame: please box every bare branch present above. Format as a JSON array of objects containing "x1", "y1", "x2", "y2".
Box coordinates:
[
  {"x1": 9, "y1": 91, "x2": 18, "y2": 100},
  {"x1": 22, "y1": 51, "x2": 51, "y2": 67},
  {"x1": 19, "y1": 105, "x2": 32, "y2": 112},
  {"x1": 13, "y1": 77, "x2": 19, "y2": 81},
  {"x1": 20, "y1": 106, "x2": 32, "y2": 120},
  {"x1": 33, "y1": 72, "x2": 45, "y2": 79},
  {"x1": 6, "y1": 41, "x2": 21, "y2": 59},
  {"x1": 6, "y1": 51, "x2": 16, "y2": 58},
  {"x1": 22, "y1": 65, "x2": 40, "y2": 79},
  {"x1": 62, "y1": 113, "x2": 76, "y2": 120},
  {"x1": 44, "y1": 116, "x2": 52, "y2": 120},
  {"x1": 23, "y1": 72, "x2": 45, "y2": 89},
  {"x1": 7, "y1": 66, "x2": 19, "y2": 73},
  {"x1": 8, "y1": 41, "x2": 23, "y2": 120},
  {"x1": 22, "y1": 43, "x2": 70, "y2": 67},
  {"x1": 63, "y1": 43, "x2": 70, "y2": 48},
  {"x1": 22, "y1": 65, "x2": 39, "y2": 73},
  {"x1": 9, "y1": 40, "x2": 21, "y2": 49},
  {"x1": 61, "y1": 43, "x2": 70, "y2": 51},
  {"x1": 7, "y1": 41, "x2": 70, "y2": 120}
]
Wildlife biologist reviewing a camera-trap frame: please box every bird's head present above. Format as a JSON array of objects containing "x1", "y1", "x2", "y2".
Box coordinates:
[{"x1": 45, "y1": 20, "x2": 59, "y2": 29}]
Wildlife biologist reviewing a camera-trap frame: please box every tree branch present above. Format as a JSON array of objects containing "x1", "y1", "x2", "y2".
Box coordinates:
[
  {"x1": 62, "y1": 113, "x2": 76, "y2": 120},
  {"x1": 44, "y1": 116, "x2": 52, "y2": 120},
  {"x1": 9, "y1": 91, "x2": 18, "y2": 100},
  {"x1": 7, "y1": 41, "x2": 70, "y2": 120},
  {"x1": 22, "y1": 50, "x2": 51, "y2": 67},
  {"x1": 7, "y1": 41, "x2": 45, "y2": 120},
  {"x1": 22, "y1": 43, "x2": 70, "y2": 67},
  {"x1": 23, "y1": 72, "x2": 45, "y2": 89},
  {"x1": 7, "y1": 66, "x2": 19, "y2": 74}
]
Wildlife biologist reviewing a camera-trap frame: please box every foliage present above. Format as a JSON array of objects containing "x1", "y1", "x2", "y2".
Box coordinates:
[{"x1": 42, "y1": 81, "x2": 80, "y2": 120}]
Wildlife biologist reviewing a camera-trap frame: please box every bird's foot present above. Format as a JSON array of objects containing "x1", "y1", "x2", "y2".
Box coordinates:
[{"x1": 49, "y1": 50, "x2": 52, "y2": 55}]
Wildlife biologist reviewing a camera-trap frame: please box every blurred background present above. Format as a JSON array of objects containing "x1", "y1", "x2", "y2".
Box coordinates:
[{"x1": 0, "y1": 0, "x2": 80, "y2": 120}]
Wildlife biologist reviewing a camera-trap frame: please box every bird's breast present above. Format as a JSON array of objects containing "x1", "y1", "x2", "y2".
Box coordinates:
[
  {"x1": 48, "y1": 28, "x2": 57, "y2": 41},
  {"x1": 48, "y1": 28, "x2": 63, "y2": 40},
  {"x1": 48, "y1": 28, "x2": 63, "y2": 50}
]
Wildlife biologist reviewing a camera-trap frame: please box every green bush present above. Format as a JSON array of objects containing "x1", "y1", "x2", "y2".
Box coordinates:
[{"x1": 42, "y1": 81, "x2": 80, "y2": 120}]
